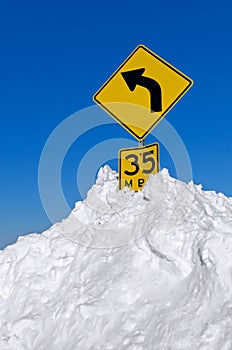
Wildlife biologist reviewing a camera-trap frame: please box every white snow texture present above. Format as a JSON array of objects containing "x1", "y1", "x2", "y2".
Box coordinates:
[{"x1": 1, "y1": 166, "x2": 232, "y2": 350}]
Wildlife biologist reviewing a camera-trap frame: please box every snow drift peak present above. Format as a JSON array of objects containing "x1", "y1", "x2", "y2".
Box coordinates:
[
  {"x1": 95, "y1": 164, "x2": 118, "y2": 186},
  {"x1": 90, "y1": 165, "x2": 172, "y2": 209}
]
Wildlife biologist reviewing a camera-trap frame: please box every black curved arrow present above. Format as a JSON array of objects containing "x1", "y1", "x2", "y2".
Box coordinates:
[{"x1": 121, "y1": 68, "x2": 162, "y2": 113}]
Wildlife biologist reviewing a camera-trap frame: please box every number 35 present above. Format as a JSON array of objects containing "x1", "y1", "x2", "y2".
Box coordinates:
[{"x1": 124, "y1": 150, "x2": 156, "y2": 176}]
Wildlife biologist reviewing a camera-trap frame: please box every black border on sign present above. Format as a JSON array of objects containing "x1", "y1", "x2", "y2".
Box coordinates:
[
  {"x1": 118, "y1": 142, "x2": 160, "y2": 190},
  {"x1": 93, "y1": 44, "x2": 193, "y2": 140}
]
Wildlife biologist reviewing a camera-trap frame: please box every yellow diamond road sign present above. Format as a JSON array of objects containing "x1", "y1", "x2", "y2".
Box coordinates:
[{"x1": 93, "y1": 44, "x2": 193, "y2": 140}]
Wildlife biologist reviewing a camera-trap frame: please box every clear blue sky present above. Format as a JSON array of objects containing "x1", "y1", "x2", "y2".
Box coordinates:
[{"x1": 1, "y1": 0, "x2": 232, "y2": 248}]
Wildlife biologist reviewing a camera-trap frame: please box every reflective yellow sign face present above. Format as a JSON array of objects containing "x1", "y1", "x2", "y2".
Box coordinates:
[
  {"x1": 119, "y1": 142, "x2": 160, "y2": 191},
  {"x1": 94, "y1": 45, "x2": 193, "y2": 140}
]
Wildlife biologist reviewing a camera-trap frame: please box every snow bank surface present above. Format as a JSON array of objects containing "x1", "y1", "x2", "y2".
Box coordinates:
[{"x1": 1, "y1": 166, "x2": 232, "y2": 350}]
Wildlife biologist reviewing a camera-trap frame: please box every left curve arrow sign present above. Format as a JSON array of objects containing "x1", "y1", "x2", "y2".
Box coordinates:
[{"x1": 121, "y1": 68, "x2": 162, "y2": 113}]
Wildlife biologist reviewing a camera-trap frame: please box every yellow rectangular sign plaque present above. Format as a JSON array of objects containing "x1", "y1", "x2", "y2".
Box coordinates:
[
  {"x1": 119, "y1": 142, "x2": 160, "y2": 191},
  {"x1": 94, "y1": 44, "x2": 193, "y2": 140}
]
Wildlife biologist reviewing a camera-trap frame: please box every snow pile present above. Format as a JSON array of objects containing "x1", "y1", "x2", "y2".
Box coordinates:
[{"x1": 1, "y1": 166, "x2": 232, "y2": 350}]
